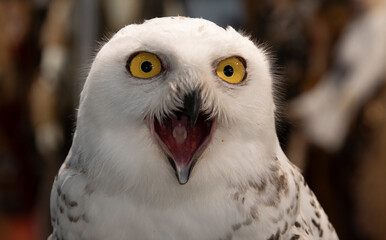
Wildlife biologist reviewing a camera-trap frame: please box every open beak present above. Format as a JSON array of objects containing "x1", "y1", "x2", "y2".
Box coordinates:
[{"x1": 150, "y1": 90, "x2": 216, "y2": 184}]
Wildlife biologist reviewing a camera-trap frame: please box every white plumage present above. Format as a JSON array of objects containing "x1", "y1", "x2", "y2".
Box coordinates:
[{"x1": 49, "y1": 17, "x2": 338, "y2": 240}]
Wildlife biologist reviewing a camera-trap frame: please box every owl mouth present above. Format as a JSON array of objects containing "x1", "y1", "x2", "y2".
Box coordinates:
[{"x1": 150, "y1": 91, "x2": 216, "y2": 185}]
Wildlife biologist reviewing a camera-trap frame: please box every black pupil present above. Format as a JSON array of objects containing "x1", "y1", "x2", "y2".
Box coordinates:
[
  {"x1": 141, "y1": 61, "x2": 153, "y2": 73},
  {"x1": 223, "y1": 65, "x2": 234, "y2": 77}
]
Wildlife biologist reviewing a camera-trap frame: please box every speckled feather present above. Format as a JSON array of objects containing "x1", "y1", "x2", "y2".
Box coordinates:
[{"x1": 49, "y1": 17, "x2": 338, "y2": 240}]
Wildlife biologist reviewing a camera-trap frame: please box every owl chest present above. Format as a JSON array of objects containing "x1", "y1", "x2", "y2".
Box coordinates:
[
  {"x1": 80, "y1": 192, "x2": 242, "y2": 240},
  {"x1": 52, "y1": 179, "x2": 292, "y2": 240},
  {"x1": 82, "y1": 189, "x2": 294, "y2": 240}
]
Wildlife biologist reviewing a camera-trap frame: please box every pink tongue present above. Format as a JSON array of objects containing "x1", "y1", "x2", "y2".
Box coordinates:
[{"x1": 154, "y1": 116, "x2": 206, "y2": 167}]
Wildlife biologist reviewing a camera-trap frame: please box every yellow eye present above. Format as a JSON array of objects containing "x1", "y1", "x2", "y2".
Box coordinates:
[
  {"x1": 216, "y1": 57, "x2": 246, "y2": 84},
  {"x1": 128, "y1": 52, "x2": 162, "y2": 79}
]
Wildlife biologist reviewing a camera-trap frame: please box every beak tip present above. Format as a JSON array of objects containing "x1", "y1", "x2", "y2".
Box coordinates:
[
  {"x1": 176, "y1": 167, "x2": 190, "y2": 185},
  {"x1": 178, "y1": 179, "x2": 188, "y2": 185}
]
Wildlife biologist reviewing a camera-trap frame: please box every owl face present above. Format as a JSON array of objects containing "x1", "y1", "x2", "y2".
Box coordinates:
[{"x1": 80, "y1": 17, "x2": 276, "y2": 186}]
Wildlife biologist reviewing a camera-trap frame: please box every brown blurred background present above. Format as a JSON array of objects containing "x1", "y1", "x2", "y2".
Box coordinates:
[{"x1": 0, "y1": 0, "x2": 385, "y2": 239}]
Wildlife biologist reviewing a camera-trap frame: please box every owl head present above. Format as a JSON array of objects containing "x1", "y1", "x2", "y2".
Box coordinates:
[{"x1": 74, "y1": 17, "x2": 277, "y2": 193}]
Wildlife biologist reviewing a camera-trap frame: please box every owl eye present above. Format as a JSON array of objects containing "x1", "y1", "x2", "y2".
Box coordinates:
[
  {"x1": 128, "y1": 52, "x2": 162, "y2": 79},
  {"x1": 216, "y1": 57, "x2": 246, "y2": 84}
]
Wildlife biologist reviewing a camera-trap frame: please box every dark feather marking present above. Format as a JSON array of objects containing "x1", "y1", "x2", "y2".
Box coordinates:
[
  {"x1": 68, "y1": 215, "x2": 80, "y2": 222},
  {"x1": 232, "y1": 223, "x2": 241, "y2": 232},
  {"x1": 280, "y1": 173, "x2": 289, "y2": 195},
  {"x1": 68, "y1": 214, "x2": 88, "y2": 223},
  {"x1": 219, "y1": 232, "x2": 232, "y2": 240},
  {"x1": 294, "y1": 221, "x2": 301, "y2": 228},
  {"x1": 258, "y1": 179, "x2": 267, "y2": 192},
  {"x1": 281, "y1": 222, "x2": 288, "y2": 234},
  {"x1": 295, "y1": 181, "x2": 300, "y2": 193},
  {"x1": 312, "y1": 218, "x2": 323, "y2": 237},
  {"x1": 84, "y1": 184, "x2": 94, "y2": 196},
  {"x1": 250, "y1": 206, "x2": 258, "y2": 220},
  {"x1": 290, "y1": 234, "x2": 300, "y2": 240},
  {"x1": 242, "y1": 217, "x2": 252, "y2": 226},
  {"x1": 233, "y1": 192, "x2": 239, "y2": 201},
  {"x1": 302, "y1": 218, "x2": 312, "y2": 235},
  {"x1": 57, "y1": 187, "x2": 62, "y2": 196},
  {"x1": 68, "y1": 201, "x2": 78, "y2": 208},
  {"x1": 267, "y1": 229, "x2": 280, "y2": 240}
]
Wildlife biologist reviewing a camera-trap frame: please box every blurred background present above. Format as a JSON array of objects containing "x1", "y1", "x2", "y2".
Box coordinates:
[{"x1": 0, "y1": 0, "x2": 385, "y2": 239}]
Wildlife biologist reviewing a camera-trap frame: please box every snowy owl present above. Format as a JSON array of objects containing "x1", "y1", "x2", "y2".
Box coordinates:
[{"x1": 49, "y1": 17, "x2": 338, "y2": 240}]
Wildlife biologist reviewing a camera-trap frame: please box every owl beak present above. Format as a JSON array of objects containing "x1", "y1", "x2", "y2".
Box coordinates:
[
  {"x1": 151, "y1": 90, "x2": 216, "y2": 185},
  {"x1": 174, "y1": 90, "x2": 202, "y2": 184},
  {"x1": 184, "y1": 90, "x2": 201, "y2": 127}
]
